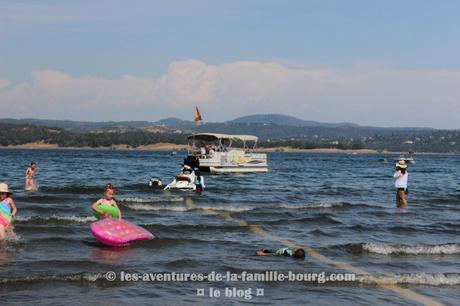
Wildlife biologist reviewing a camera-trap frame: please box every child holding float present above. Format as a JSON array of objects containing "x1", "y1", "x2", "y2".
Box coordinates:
[
  {"x1": 0, "y1": 183, "x2": 17, "y2": 240},
  {"x1": 89, "y1": 183, "x2": 153, "y2": 246},
  {"x1": 91, "y1": 183, "x2": 122, "y2": 220}
]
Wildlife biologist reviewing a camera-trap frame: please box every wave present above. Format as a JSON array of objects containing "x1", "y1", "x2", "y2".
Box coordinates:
[
  {"x1": 15, "y1": 215, "x2": 97, "y2": 224},
  {"x1": 125, "y1": 204, "x2": 190, "y2": 212},
  {"x1": 39, "y1": 185, "x2": 102, "y2": 194},
  {"x1": 351, "y1": 243, "x2": 460, "y2": 255},
  {"x1": 13, "y1": 195, "x2": 65, "y2": 204},
  {"x1": 278, "y1": 203, "x2": 343, "y2": 210},
  {"x1": 119, "y1": 197, "x2": 184, "y2": 204},
  {"x1": 144, "y1": 223, "x2": 249, "y2": 233},
  {"x1": 193, "y1": 205, "x2": 253, "y2": 212},
  {"x1": 0, "y1": 273, "x2": 102, "y2": 285},
  {"x1": 1, "y1": 271, "x2": 458, "y2": 288},
  {"x1": 125, "y1": 204, "x2": 253, "y2": 213},
  {"x1": 0, "y1": 229, "x2": 22, "y2": 245},
  {"x1": 262, "y1": 214, "x2": 342, "y2": 226},
  {"x1": 308, "y1": 229, "x2": 335, "y2": 236},
  {"x1": 359, "y1": 273, "x2": 460, "y2": 286},
  {"x1": 124, "y1": 202, "x2": 343, "y2": 213}
]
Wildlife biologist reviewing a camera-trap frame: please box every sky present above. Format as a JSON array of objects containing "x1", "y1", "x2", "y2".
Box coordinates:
[{"x1": 1, "y1": 0, "x2": 460, "y2": 128}]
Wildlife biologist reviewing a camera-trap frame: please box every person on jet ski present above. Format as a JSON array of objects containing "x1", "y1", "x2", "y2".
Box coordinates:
[
  {"x1": 183, "y1": 156, "x2": 200, "y2": 170},
  {"x1": 179, "y1": 165, "x2": 204, "y2": 192}
]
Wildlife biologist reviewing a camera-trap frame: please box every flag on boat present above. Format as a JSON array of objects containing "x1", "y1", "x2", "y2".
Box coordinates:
[{"x1": 194, "y1": 106, "x2": 202, "y2": 122}]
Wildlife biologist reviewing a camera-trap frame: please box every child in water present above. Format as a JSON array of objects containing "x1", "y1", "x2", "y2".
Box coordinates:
[
  {"x1": 0, "y1": 183, "x2": 17, "y2": 240},
  {"x1": 256, "y1": 247, "x2": 306, "y2": 259},
  {"x1": 394, "y1": 160, "x2": 409, "y2": 207},
  {"x1": 91, "y1": 183, "x2": 122, "y2": 220},
  {"x1": 25, "y1": 161, "x2": 37, "y2": 191}
]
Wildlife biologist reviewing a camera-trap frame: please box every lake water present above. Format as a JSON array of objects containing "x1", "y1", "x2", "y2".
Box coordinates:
[{"x1": 0, "y1": 149, "x2": 459, "y2": 305}]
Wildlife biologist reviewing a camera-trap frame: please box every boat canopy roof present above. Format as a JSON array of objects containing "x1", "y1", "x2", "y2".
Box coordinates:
[{"x1": 187, "y1": 133, "x2": 258, "y2": 143}]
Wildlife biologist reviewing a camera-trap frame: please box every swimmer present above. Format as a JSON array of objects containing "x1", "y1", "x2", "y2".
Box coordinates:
[
  {"x1": 256, "y1": 247, "x2": 306, "y2": 259},
  {"x1": 25, "y1": 161, "x2": 37, "y2": 192},
  {"x1": 0, "y1": 183, "x2": 17, "y2": 240},
  {"x1": 91, "y1": 183, "x2": 122, "y2": 220},
  {"x1": 394, "y1": 160, "x2": 409, "y2": 207}
]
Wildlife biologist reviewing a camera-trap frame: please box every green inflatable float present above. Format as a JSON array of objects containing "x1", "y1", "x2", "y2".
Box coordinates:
[{"x1": 92, "y1": 204, "x2": 119, "y2": 219}]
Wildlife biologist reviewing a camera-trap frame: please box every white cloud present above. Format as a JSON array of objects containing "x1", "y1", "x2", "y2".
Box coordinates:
[{"x1": 0, "y1": 60, "x2": 459, "y2": 128}]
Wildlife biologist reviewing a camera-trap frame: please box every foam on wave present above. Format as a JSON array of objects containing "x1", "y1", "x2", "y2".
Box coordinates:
[
  {"x1": 359, "y1": 273, "x2": 460, "y2": 286},
  {"x1": 15, "y1": 215, "x2": 97, "y2": 224},
  {"x1": 362, "y1": 243, "x2": 460, "y2": 255}
]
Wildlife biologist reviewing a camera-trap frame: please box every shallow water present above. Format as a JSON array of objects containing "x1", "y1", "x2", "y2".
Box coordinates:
[{"x1": 0, "y1": 149, "x2": 459, "y2": 305}]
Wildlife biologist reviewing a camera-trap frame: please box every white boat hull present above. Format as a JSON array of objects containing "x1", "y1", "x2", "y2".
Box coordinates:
[
  {"x1": 209, "y1": 166, "x2": 268, "y2": 173},
  {"x1": 192, "y1": 151, "x2": 268, "y2": 173}
]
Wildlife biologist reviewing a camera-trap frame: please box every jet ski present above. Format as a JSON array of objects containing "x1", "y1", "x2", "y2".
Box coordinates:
[{"x1": 164, "y1": 165, "x2": 205, "y2": 192}]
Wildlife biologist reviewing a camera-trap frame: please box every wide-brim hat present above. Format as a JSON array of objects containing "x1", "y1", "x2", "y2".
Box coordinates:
[
  {"x1": 0, "y1": 183, "x2": 9, "y2": 193},
  {"x1": 395, "y1": 160, "x2": 408, "y2": 169}
]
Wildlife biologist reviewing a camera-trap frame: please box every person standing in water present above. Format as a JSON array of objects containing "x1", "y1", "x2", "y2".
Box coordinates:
[
  {"x1": 0, "y1": 183, "x2": 17, "y2": 240},
  {"x1": 91, "y1": 183, "x2": 122, "y2": 220},
  {"x1": 25, "y1": 161, "x2": 37, "y2": 192},
  {"x1": 394, "y1": 160, "x2": 408, "y2": 207}
]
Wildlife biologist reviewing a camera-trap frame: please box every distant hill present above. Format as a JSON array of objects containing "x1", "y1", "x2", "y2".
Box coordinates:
[
  {"x1": 0, "y1": 117, "x2": 197, "y2": 133},
  {"x1": 232, "y1": 114, "x2": 359, "y2": 128},
  {"x1": 0, "y1": 118, "x2": 156, "y2": 133},
  {"x1": 0, "y1": 116, "x2": 458, "y2": 152},
  {"x1": 156, "y1": 117, "x2": 196, "y2": 130},
  {"x1": 0, "y1": 113, "x2": 435, "y2": 140},
  {"x1": 0, "y1": 122, "x2": 187, "y2": 147}
]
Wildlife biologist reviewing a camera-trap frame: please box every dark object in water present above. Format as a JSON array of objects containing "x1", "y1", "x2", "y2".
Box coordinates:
[
  {"x1": 148, "y1": 177, "x2": 163, "y2": 187},
  {"x1": 184, "y1": 155, "x2": 200, "y2": 169}
]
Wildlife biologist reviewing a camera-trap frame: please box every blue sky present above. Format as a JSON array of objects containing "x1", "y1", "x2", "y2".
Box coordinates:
[{"x1": 1, "y1": 0, "x2": 460, "y2": 128}]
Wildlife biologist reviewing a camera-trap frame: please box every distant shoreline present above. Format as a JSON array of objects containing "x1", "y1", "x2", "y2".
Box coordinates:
[
  {"x1": 1, "y1": 142, "x2": 190, "y2": 151},
  {"x1": 0, "y1": 142, "x2": 454, "y2": 155}
]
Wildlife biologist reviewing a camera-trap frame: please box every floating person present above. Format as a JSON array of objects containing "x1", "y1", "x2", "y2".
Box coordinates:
[
  {"x1": 255, "y1": 247, "x2": 306, "y2": 259},
  {"x1": 91, "y1": 183, "x2": 122, "y2": 220},
  {"x1": 394, "y1": 160, "x2": 409, "y2": 207},
  {"x1": 25, "y1": 161, "x2": 37, "y2": 192},
  {"x1": 0, "y1": 183, "x2": 17, "y2": 240}
]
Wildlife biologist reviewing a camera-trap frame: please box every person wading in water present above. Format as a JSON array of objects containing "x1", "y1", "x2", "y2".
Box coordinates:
[{"x1": 394, "y1": 160, "x2": 409, "y2": 207}]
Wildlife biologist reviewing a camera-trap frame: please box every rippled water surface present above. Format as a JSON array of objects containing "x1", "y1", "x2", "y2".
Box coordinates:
[{"x1": 0, "y1": 149, "x2": 459, "y2": 305}]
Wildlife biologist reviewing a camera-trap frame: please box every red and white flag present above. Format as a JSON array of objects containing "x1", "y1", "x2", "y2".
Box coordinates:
[{"x1": 194, "y1": 106, "x2": 202, "y2": 122}]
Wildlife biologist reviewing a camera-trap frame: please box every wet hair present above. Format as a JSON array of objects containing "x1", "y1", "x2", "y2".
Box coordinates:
[
  {"x1": 104, "y1": 183, "x2": 115, "y2": 193},
  {"x1": 293, "y1": 248, "x2": 306, "y2": 259},
  {"x1": 31, "y1": 161, "x2": 36, "y2": 166}
]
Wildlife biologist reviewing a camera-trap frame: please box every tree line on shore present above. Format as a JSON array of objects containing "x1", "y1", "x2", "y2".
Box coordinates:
[{"x1": 1, "y1": 122, "x2": 459, "y2": 153}]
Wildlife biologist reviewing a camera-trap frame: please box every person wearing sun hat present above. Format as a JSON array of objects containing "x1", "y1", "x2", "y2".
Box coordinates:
[
  {"x1": 0, "y1": 183, "x2": 18, "y2": 240},
  {"x1": 393, "y1": 160, "x2": 409, "y2": 207}
]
